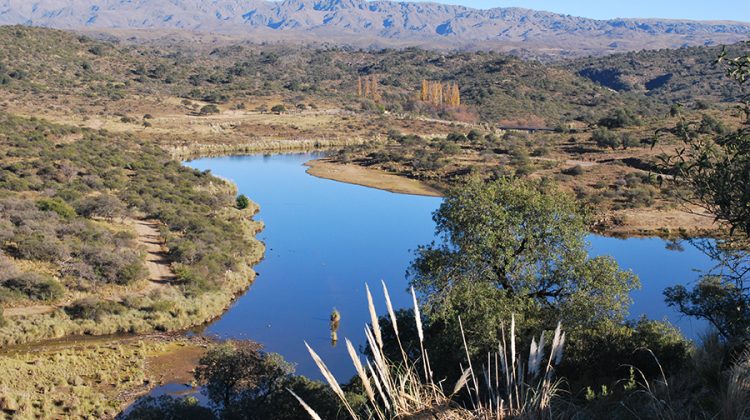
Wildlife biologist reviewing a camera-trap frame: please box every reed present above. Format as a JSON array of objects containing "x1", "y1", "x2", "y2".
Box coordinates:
[{"x1": 298, "y1": 282, "x2": 566, "y2": 419}]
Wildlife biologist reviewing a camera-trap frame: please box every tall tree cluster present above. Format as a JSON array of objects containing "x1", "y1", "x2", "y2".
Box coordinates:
[
  {"x1": 419, "y1": 79, "x2": 461, "y2": 107},
  {"x1": 356, "y1": 75, "x2": 381, "y2": 102}
]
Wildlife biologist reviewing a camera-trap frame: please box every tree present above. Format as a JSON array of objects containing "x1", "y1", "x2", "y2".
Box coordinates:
[
  {"x1": 236, "y1": 194, "x2": 250, "y2": 210},
  {"x1": 123, "y1": 396, "x2": 216, "y2": 420},
  {"x1": 662, "y1": 45, "x2": 750, "y2": 344},
  {"x1": 199, "y1": 104, "x2": 220, "y2": 115},
  {"x1": 410, "y1": 178, "x2": 639, "y2": 353},
  {"x1": 75, "y1": 194, "x2": 126, "y2": 220},
  {"x1": 270, "y1": 104, "x2": 286, "y2": 114},
  {"x1": 592, "y1": 127, "x2": 620, "y2": 150}
]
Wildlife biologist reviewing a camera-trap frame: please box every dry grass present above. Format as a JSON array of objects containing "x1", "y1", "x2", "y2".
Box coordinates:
[
  {"x1": 0, "y1": 336, "x2": 204, "y2": 418},
  {"x1": 299, "y1": 282, "x2": 566, "y2": 419}
]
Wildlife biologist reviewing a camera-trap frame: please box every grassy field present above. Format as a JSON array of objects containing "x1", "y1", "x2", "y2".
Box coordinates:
[{"x1": 0, "y1": 335, "x2": 207, "y2": 418}]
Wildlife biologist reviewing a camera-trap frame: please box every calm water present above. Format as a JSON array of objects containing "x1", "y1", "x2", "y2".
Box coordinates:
[{"x1": 184, "y1": 153, "x2": 714, "y2": 380}]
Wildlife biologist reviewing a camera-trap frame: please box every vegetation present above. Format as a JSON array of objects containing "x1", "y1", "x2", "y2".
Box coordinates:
[
  {"x1": 0, "y1": 113, "x2": 263, "y2": 346},
  {"x1": 125, "y1": 340, "x2": 346, "y2": 420},
  {"x1": 660, "y1": 45, "x2": 750, "y2": 346}
]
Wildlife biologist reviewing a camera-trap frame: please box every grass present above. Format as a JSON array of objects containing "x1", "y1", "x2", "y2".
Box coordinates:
[
  {"x1": 299, "y1": 282, "x2": 566, "y2": 419},
  {"x1": 0, "y1": 336, "x2": 203, "y2": 418}
]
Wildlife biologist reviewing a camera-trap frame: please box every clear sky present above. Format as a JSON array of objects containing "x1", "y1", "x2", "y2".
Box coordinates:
[{"x1": 418, "y1": 1, "x2": 750, "y2": 22}]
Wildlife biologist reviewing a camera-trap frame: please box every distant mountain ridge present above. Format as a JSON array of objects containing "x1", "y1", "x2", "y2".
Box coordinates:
[{"x1": 1, "y1": 0, "x2": 749, "y2": 56}]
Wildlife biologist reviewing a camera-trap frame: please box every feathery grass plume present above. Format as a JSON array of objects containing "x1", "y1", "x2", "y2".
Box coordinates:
[
  {"x1": 345, "y1": 338, "x2": 378, "y2": 410},
  {"x1": 366, "y1": 284, "x2": 383, "y2": 350},
  {"x1": 382, "y1": 280, "x2": 409, "y2": 366},
  {"x1": 722, "y1": 348, "x2": 750, "y2": 420},
  {"x1": 410, "y1": 286, "x2": 424, "y2": 344},
  {"x1": 296, "y1": 285, "x2": 566, "y2": 420},
  {"x1": 287, "y1": 388, "x2": 323, "y2": 420},
  {"x1": 304, "y1": 341, "x2": 358, "y2": 418}
]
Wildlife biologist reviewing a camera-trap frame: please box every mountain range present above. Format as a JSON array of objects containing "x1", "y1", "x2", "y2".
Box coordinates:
[{"x1": 1, "y1": 0, "x2": 750, "y2": 56}]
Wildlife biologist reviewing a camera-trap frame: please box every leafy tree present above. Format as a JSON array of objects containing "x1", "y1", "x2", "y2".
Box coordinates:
[
  {"x1": 128, "y1": 341, "x2": 345, "y2": 419},
  {"x1": 236, "y1": 194, "x2": 250, "y2": 210},
  {"x1": 598, "y1": 108, "x2": 641, "y2": 129},
  {"x1": 592, "y1": 127, "x2": 620, "y2": 150},
  {"x1": 36, "y1": 198, "x2": 76, "y2": 219},
  {"x1": 662, "y1": 46, "x2": 750, "y2": 343},
  {"x1": 199, "y1": 104, "x2": 220, "y2": 115},
  {"x1": 195, "y1": 341, "x2": 293, "y2": 409},
  {"x1": 123, "y1": 396, "x2": 215, "y2": 420},
  {"x1": 409, "y1": 178, "x2": 639, "y2": 356}
]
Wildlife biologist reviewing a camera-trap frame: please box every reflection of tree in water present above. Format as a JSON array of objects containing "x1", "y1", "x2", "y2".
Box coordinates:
[
  {"x1": 665, "y1": 240, "x2": 685, "y2": 252},
  {"x1": 664, "y1": 238, "x2": 750, "y2": 342}
]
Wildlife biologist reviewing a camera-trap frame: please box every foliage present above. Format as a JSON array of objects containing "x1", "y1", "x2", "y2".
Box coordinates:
[
  {"x1": 124, "y1": 396, "x2": 216, "y2": 420},
  {"x1": 300, "y1": 283, "x2": 566, "y2": 419},
  {"x1": 235, "y1": 194, "x2": 250, "y2": 210},
  {"x1": 408, "y1": 177, "x2": 640, "y2": 386},
  {"x1": 661, "y1": 46, "x2": 750, "y2": 344},
  {"x1": 199, "y1": 104, "x2": 220, "y2": 115},
  {"x1": 127, "y1": 341, "x2": 345, "y2": 420}
]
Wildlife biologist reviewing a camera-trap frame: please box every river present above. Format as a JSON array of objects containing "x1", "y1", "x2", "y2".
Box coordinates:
[{"x1": 173, "y1": 152, "x2": 717, "y2": 382}]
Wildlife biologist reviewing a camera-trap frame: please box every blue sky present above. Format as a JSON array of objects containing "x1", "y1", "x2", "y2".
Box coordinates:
[{"x1": 418, "y1": 1, "x2": 750, "y2": 22}]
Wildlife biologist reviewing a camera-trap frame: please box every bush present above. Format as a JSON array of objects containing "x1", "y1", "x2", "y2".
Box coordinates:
[
  {"x1": 65, "y1": 298, "x2": 126, "y2": 321},
  {"x1": 2, "y1": 272, "x2": 64, "y2": 301},
  {"x1": 75, "y1": 194, "x2": 126, "y2": 219},
  {"x1": 123, "y1": 396, "x2": 215, "y2": 420},
  {"x1": 270, "y1": 104, "x2": 286, "y2": 114},
  {"x1": 236, "y1": 194, "x2": 250, "y2": 210},
  {"x1": 199, "y1": 104, "x2": 220, "y2": 115},
  {"x1": 592, "y1": 128, "x2": 620, "y2": 150},
  {"x1": 36, "y1": 198, "x2": 76, "y2": 219},
  {"x1": 563, "y1": 164, "x2": 585, "y2": 176}
]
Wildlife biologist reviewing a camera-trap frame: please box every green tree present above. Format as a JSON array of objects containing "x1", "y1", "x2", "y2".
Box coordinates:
[
  {"x1": 410, "y1": 178, "x2": 639, "y2": 353},
  {"x1": 195, "y1": 341, "x2": 287, "y2": 408},
  {"x1": 662, "y1": 46, "x2": 750, "y2": 343},
  {"x1": 236, "y1": 194, "x2": 250, "y2": 210},
  {"x1": 592, "y1": 127, "x2": 619, "y2": 150}
]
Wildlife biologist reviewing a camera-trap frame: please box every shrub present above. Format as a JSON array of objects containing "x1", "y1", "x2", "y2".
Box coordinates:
[
  {"x1": 592, "y1": 128, "x2": 620, "y2": 150},
  {"x1": 2, "y1": 272, "x2": 64, "y2": 301},
  {"x1": 270, "y1": 104, "x2": 286, "y2": 114},
  {"x1": 75, "y1": 194, "x2": 126, "y2": 220},
  {"x1": 563, "y1": 164, "x2": 585, "y2": 176},
  {"x1": 14, "y1": 233, "x2": 68, "y2": 262},
  {"x1": 199, "y1": 104, "x2": 220, "y2": 115},
  {"x1": 236, "y1": 194, "x2": 250, "y2": 210},
  {"x1": 36, "y1": 198, "x2": 75, "y2": 219},
  {"x1": 65, "y1": 298, "x2": 126, "y2": 321}
]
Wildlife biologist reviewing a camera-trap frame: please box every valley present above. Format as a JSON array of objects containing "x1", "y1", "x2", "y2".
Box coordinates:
[{"x1": 0, "y1": 12, "x2": 747, "y2": 418}]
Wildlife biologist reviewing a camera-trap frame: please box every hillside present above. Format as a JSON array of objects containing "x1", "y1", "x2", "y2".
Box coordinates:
[
  {"x1": 568, "y1": 42, "x2": 750, "y2": 103},
  {"x1": 1, "y1": 0, "x2": 750, "y2": 57}
]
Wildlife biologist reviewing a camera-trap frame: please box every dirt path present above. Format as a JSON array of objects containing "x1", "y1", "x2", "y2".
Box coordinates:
[
  {"x1": 4, "y1": 220, "x2": 173, "y2": 318},
  {"x1": 132, "y1": 219, "x2": 176, "y2": 286}
]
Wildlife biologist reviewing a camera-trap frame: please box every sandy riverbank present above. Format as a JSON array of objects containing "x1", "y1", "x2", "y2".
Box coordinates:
[
  {"x1": 306, "y1": 158, "x2": 721, "y2": 238},
  {"x1": 305, "y1": 158, "x2": 443, "y2": 197}
]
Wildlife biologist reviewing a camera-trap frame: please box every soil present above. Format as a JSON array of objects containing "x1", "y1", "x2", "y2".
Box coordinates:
[{"x1": 305, "y1": 158, "x2": 443, "y2": 197}]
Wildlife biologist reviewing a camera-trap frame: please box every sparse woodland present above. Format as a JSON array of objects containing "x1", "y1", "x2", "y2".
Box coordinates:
[{"x1": 0, "y1": 25, "x2": 748, "y2": 419}]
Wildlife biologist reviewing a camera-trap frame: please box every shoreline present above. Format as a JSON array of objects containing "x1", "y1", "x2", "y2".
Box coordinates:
[
  {"x1": 305, "y1": 157, "x2": 721, "y2": 240},
  {"x1": 305, "y1": 158, "x2": 443, "y2": 197}
]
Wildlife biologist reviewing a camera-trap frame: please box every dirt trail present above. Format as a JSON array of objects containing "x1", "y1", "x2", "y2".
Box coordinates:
[
  {"x1": 4, "y1": 220, "x2": 174, "y2": 318},
  {"x1": 133, "y1": 219, "x2": 176, "y2": 286}
]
